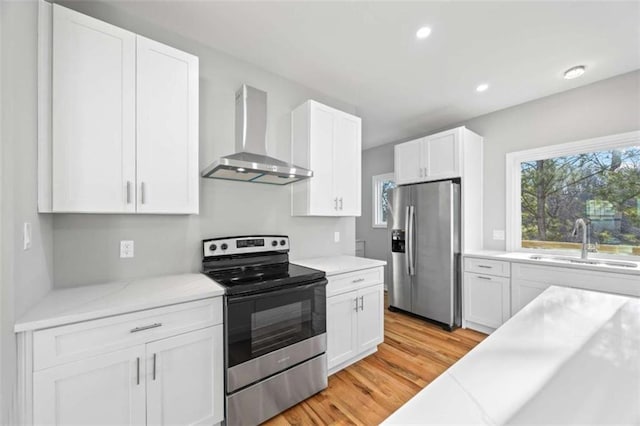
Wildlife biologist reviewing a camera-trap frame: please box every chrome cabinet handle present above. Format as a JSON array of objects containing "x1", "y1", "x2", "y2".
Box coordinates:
[
  {"x1": 126, "y1": 181, "x2": 132, "y2": 204},
  {"x1": 136, "y1": 357, "x2": 140, "y2": 385},
  {"x1": 354, "y1": 297, "x2": 359, "y2": 312},
  {"x1": 141, "y1": 182, "x2": 146, "y2": 204},
  {"x1": 352, "y1": 278, "x2": 365, "y2": 283},
  {"x1": 152, "y1": 353, "x2": 157, "y2": 381},
  {"x1": 359, "y1": 296, "x2": 364, "y2": 311},
  {"x1": 478, "y1": 265, "x2": 493, "y2": 269},
  {"x1": 477, "y1": 276, "x2": 492, "y2": 280},
  {"x1": 334, "y1": 197, "x2": 338, "y2": 210},
  {"x1": 339, "y1": 197, "x2": 343, "y2": 210},
  {"x1": 130, "y1": 323, "x2": 162, "y2": 333}
]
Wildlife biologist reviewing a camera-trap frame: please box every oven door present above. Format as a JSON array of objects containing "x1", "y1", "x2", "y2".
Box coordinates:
[{"x1": 225, "y1": 279, "x2": 327, "y2": 391}]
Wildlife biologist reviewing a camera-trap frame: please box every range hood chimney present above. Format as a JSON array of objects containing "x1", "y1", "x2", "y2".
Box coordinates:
[{"x1": 201, "y1": 85, "x2": 313, "y2": 185}]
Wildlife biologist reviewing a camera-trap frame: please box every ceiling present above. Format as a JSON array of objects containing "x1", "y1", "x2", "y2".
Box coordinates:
[{"x1": 101, "y1": 1, "x2": 640, "y2": 150}]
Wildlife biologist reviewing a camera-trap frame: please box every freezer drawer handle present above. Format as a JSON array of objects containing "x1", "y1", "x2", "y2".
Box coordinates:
[
  {"x1": 130, "y1": 323, "x2": 163, "y2": 333},
  {"x1": 352, "y1": 278, "x2": 365, "y2": 283}
]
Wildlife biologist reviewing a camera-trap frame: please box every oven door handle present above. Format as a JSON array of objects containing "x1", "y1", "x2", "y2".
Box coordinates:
[{"x1": 226, "y1": 278, "x2": 328, "y2": 303}]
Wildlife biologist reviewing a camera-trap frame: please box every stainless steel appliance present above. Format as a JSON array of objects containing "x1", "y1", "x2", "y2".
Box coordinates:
[
  {"x1": 388, "y1": 180, "x2": 461, "y2": 330},
  {"x1": 201, "y1": 85, "x2": 313, "y2": 185},
  {"x1": 202, "y1": 235, "x2": 327, "y2": 425}
]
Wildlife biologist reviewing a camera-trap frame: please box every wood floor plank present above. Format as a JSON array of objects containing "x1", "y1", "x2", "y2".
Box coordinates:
[{"x1": 263, "y1": 296, "x2": 486, "y2": 425}]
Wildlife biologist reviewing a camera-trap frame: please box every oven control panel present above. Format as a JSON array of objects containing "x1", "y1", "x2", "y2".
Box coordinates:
[{"x1": 203, "y1": 235, "x2": 289, "y2": 257}]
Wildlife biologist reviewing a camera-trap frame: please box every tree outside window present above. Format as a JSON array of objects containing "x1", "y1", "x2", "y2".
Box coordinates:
[
  {"x1": 373, "y1": 173, "x2": 396, "y2": 228},
  {"x1": 520, "y1": 146, "x2": 640, "y2": 256}
]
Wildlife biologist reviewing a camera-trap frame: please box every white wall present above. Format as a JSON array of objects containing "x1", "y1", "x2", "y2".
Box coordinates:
[
  {"x1": 1, "y1": 1, "x2": 55, "y2": 421},
  {"x1": 357, "y1": 70, "x2": 640, "y2": 256},
  {"x1": 43, "y1": 1, "x2": 357, "y2": 287}
]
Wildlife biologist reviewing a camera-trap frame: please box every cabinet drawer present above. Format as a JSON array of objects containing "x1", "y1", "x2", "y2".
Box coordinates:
[
  {"x1": 327, "y1": 267, "x2": 383, "y2": 297},
  {"x1": 464, "y1": 257, "x2": 510, "y2": 277},
  {"x1": 33, "y1": 298, "x2": 222, "y2": 371}
]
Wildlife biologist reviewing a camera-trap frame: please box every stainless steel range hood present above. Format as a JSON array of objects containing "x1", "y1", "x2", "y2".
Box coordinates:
[{"x1": 201, "y1": 85, "x2": 313, "y2": 185}]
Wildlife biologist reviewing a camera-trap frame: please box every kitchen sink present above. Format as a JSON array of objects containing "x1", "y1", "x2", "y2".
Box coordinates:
[{"x1": 528, "y1": 255, "x2": 638, "y2": 268}]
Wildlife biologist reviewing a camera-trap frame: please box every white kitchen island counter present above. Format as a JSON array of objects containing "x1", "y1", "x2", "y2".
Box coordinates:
[
  {"x1": 383, "y1": 286, "x2": 640, "y2": 425},
  {"x1": 293, "y1": 255, "x2": 386, "y2": 276},
  {"x1": 15, "y1": 273, "x2": 225, "y2": 332}
]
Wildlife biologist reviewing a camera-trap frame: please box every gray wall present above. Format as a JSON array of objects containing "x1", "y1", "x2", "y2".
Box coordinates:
[
  {"x1": 357, "y1": 70, "x2": 640, "y2": 257},
  {"x1": 1, "y1": 1, "x2": 55, "y2": 421},
  {"x1": 48, "y1": 1, "x2": 356, "y2": 287}
]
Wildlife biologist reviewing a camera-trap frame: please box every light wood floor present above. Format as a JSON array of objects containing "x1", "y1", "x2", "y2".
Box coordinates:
[{"x1": 264, "y1": 298, "x2": 487, "y2": 425}]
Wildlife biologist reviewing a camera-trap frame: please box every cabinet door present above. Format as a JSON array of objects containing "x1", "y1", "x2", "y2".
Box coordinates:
[
  {"x1": 463, "y1": 273, "x2": 510, "y2": 329},
  {"x1": 333, "y1": 112, "x2": 361, "y2": 216},
  {"x1": 308, "y1": 103, "x2": 336, "y2": 215},
  {"x1": 327, "y1": 291, "x2": 359, "y2": 370},
  {"x1": 136, "y1": 36, "x2": 199, "y2": 214},
  {"x1": 511, "y1": 278, "x2": 550, "y2": 316},
  {"x1": 146, "y1": 325, "x2": 223, "y2": 426},
  {"x1": 357, "y1": 285, "x2": 384, "y2": 351},
  {"x1": 33, "y1": 345, "x2": 146, "y2": 425},
  {"x1": 52, "y1": 4, "x2": 136, "y2": 213},
  {"x1": 424, "y1": 130, "x2": 460, "y2": 180},
  {"x1": 394, "y1": 139, "x2": 422, "y2": 185}
]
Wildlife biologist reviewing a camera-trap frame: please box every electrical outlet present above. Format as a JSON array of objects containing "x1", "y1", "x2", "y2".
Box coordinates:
[
  {"x1": 120, "y1": 240, "x2": 134, "y2": 258},
  {"x1": 23, "y1": 222, "x2": 32, "y2": 250},
  {"x1": 492, "y1": 230, "x2": 505, "y2": 241},
  {"x1": 334, "y1": 231, "x2": 340, "y2": 243}
]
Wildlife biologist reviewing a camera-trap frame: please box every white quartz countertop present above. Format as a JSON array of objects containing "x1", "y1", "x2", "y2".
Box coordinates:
[
  {"x1": 464, "y1": 250, "x2": 640, "y2": 275},
  {"x1": 383, "y1": 286, "x2": 640, "y2": 425},
  {"x1": 293, "y1": 255, "x2": 386, "y2": 276},
  {"x1": 15, "y1": 273, "x2": 225, "y2": 332}
]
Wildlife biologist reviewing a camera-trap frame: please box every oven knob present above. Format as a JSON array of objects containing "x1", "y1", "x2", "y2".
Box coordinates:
[
  {"x1": 280, "y1": 240, "x2": 286, "y2": 246},
  {"x1": 209, "y1": 244, "x2": 217, "y2": 251},
  {"x1": 271, "y1": 240, "x2": 278, "y2": 247},
  {"x1": 221, "y1": 243, "x2": 228, "y2": 250}
]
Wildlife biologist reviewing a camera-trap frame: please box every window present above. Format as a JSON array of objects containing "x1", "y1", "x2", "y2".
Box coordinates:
[
  {"x1": 506, "y1": 131, "x2": 640, "y2": 258},
  {"x1": 372, "y1": 173, "x2": 396, "y2": 228}
]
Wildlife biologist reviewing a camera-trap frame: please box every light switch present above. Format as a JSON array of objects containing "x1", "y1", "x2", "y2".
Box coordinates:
[
  {"x1": 334, "y1": 231, "x2": 340, "y2": 243},
  {"x1": 23, "y1": 222, "x2": 32, "y2": 250},
  {"x1": 493, "y1": 230, "x2": 505, "y2": 241},
  {"x1": 120, "y1": 240, "x2": 134, "y2": 258}
]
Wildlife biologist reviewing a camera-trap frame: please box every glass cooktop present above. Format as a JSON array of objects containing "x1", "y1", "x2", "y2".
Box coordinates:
[{"x1": 203, "y1": 262, "x2": 325, "y2": 296}]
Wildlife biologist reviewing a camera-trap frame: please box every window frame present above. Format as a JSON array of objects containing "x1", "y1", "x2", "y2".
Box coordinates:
[
  {"x1": 505, "y1": 130, "x2": 640, "y2": 260},
  {"x1": 372, "y1": 172, "x2": 395, "y2": 229}
]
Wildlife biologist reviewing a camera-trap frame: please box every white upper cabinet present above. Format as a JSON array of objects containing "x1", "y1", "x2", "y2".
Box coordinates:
[
  {"x1": 136, "y1": 36, "x2": 199, "y2": 214},
  {"x1": 394, "y1": 138, "x2": 422, "y2": 184},
  {"x1": 394, "y1": 128, "x2": 462, "y2": 185},
  {"x1": 41, "y1": 4, "x2": 199, "y2": 214},
  {"x1": 51, "y1": 5, "x2": 136, "y2": 213},
  {"x1": 291, "y1": 100, "x2": 362, "y2": 217}
]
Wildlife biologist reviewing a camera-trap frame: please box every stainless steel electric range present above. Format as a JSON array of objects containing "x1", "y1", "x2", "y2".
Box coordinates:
[{"x1": 202, "y1": 235, "x2": 328, "y2": 426}]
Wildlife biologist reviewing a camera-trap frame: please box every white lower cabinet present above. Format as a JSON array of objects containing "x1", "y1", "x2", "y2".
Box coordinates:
[
  {"x1": 28, "y1": 299, "x2": 224, "y2": 426},
  {"x1": 326, "y1": 267, "x2": 384, "y2": 374},
  {"x1": 146, "y1": 326, "x2": 223, "y2": 426},
  {"x1": 34, "y1": 346, "x2": 147, "y2": 425},
  {"x1": 462, "y1": 257, "x2": 511, "y2": 334},
  {"x1": 463, "y1": 273, "x2": 510, "y2": 330}
]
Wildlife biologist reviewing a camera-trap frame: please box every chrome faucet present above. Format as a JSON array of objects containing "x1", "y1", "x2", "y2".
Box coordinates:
[{"x1": 571, "y1": 218, "x2": 589, "y2": 259}]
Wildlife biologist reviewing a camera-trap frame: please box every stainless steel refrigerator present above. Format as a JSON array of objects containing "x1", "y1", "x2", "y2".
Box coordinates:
[{"x1": 387, "y1": 180, "x2": 461, "y2": 330}]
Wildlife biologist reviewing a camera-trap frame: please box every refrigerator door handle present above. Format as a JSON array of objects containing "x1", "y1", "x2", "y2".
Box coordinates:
[{"x1": 407, "y1": 205, "x2": 416, "y2": 276}]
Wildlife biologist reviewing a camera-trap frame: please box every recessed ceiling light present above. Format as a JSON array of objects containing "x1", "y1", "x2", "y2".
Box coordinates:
[
  {"x1": 236, "y1": 167, "x2": 246, "y2": 172},
  {"x1": 476, "y1": 83, "x2": 489, "y2": 92},
  {"x1": 564, "y1": 65, "x2": 586, "y2": 80},
  {"x1": 416, "y1": 27, "x2": 431, "y2": 40}
]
